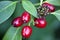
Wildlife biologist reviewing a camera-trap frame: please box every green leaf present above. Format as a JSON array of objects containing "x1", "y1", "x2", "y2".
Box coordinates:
[
  {"x1": 51, "y1": 10, "x2": 60, "y2": 21},
  {"x1": 3, "y1": 26, "x2": 22, "y2": 40},
  {"x1": 0, "y1": 2, "x2": 25, "y2": 39},
  {"x1": 46, "y1": 0, "x2": 60, "y2": 6},
  {"x1": 0, "y1": 1, "x2": 17, "y2": 24},
  {"x1": 22, "y1": 1, "x2": 38, "y2": 18}
]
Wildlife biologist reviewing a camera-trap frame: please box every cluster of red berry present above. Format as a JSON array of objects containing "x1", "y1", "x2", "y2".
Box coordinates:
[
  {"x1": 36, "y1": 2, "x2": 55, "y2": 28},
  {"x1": 11, "y1": 2, "x2": 55, "y2": 38},
  {"x1": 12, "y1": 11, "x2": 32, "y2": 38}
]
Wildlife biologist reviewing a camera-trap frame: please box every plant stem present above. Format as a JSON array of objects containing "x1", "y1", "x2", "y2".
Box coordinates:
[
  {"x1": 40, "y1": 0, "x2": 43, "y2": 5},
  {"x1": 28, "y1": 16, "x2": 32, "y2": 26},
  {"x1": 28, "y1": 22, "x2": 30, "y2": 26},
  {"x1": 22, "y1": 37, "x2": 28, "y2": 40},
  {"x1": 31, "y1": 15, "x2": 35, "y2": 25},
  {"x1": 28, "y1": 15, "x2": 34, "y2": 26}
]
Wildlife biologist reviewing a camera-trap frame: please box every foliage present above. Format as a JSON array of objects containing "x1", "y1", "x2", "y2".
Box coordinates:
[{"x1": 0, "y1": 0, "x2": 60, "y2": 40}]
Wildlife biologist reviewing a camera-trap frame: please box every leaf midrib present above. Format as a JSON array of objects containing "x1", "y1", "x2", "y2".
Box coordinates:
[
  {"x1": 23, "y1": 1, "x2": 34, "y2": 13},
  {"x1": 0, "y1": 1, "x2": 17, "y2": 12},
  {"x1": 11, "y1": 27, "x2": 20, "y2": 40},
  {"x1": 51, "y1": 10, "x2": 60, "y2": 15},
  {"x1": 22, "y1": 1, "x2": 37, "y2": 18}
]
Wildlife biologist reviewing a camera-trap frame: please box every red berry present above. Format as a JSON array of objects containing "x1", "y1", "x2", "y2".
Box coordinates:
[
  {"x1": 21, "y1": 11, "x2": 30, "y2": 23},
  {"x1": 12, "y1": 17, "x2": 23, "y2": 27},
  {"x1": 21, "y1": 26, "x2": 32, "y2": 38},
  {"x1": 34, "y1": 18, "x2": 47, "y2": 28},
  {"x1": 42, "y1": 2, "x2": 55, "y2": 12}
]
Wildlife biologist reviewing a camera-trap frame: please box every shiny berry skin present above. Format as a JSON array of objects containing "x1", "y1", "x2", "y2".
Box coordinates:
[
  {"x1": 34, "y1": 18, "x2": 47, "y2": 28},
  {"x1": 42, "y1": 2, "x2": 55, "y2": 12},
  {"x1": 21, "y1": 26, "x2": 32, "y2": 38},
  {"x1": 12, "y1": 17, "x2": 23, "y2": 27},
  {"x1": 21, "y1": 11, "x2": 30, "y2": 23}
]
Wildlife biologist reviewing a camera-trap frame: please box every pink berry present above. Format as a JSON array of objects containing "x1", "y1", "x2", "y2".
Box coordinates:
[
  {"x1": 42, "y1": 2, "x2": 55, "y2": 12},
  {"x1": 21, "y1": 11, "x2": 30, "y2": 23},
  {"x1": 21, "y1": 26, "x2": 32, "y2": 38},
  {"x1": 34, "y1": 18, "x2": 47, "y2": 28},
  {"x1": 12, "y1": 17, "x2": 23, "y2": 27}
]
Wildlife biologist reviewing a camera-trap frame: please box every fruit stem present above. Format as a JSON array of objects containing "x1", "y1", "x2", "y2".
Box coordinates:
[
  {"x1": 31, "y1": 16, "x2": 35, "y2": 25},
  {"x1": 28, "y1": 15, "x2": 34, "y2": 26},
  {"x1": 40, "y1": 0, "x2": 43, "y2": 5},
  {"x1": 25, "y1": 38, "x2": 28, "y2": 40},
  {"x1": 22, "y1": 37, "x2": 28, "y2": 40},
  {"x1": 28, "y1": 22, "x2": 30, "y2": 26}
]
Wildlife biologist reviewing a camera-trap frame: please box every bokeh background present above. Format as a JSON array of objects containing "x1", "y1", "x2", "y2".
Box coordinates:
[{"x1": 0, "y1": 0, "x2": 60, "y2": 40}]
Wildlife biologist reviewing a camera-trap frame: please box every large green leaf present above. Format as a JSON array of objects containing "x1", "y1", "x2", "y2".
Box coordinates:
[
  {"x1": 22, "y1": 1, "x2": 38, "y2": 18},
  {"x1": 3, "y1": 26, "x2": 22, "y2": 40},
  {"x1": 46, "y1": 0, "x2": 60, "y2": 6},
  {"x1": 0, "y1": 2, "x2": 25, "y2": 40},
  {"x1": 51, "y1": 10, "x2": 60, "y2": 21},
  {"x1": 0, "y1": 1, "x2": 17, "y2": 24}
]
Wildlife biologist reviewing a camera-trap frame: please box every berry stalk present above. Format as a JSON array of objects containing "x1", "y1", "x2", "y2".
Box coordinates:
[{"x1": 40, "y1": 0, "x2": 43, "y2": 5}]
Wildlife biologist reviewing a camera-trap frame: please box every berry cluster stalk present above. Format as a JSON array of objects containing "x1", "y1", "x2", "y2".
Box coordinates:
[{"x1": 40, "y1": 0, "x2": 43, "y2": 5}]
